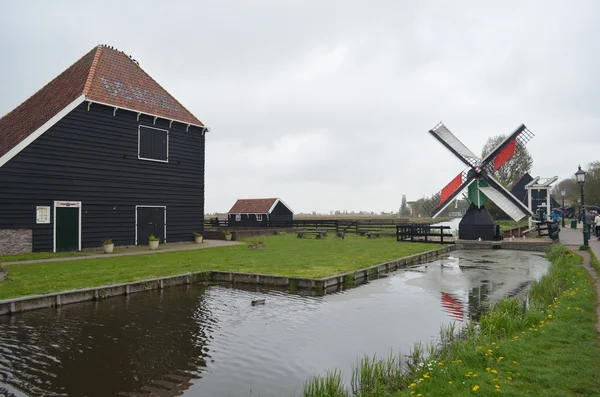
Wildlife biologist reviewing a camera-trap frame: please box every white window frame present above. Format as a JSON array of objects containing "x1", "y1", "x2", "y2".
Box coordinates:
[
  {"x1": 135, "y1": 205, "x2": 167, "y2": 245},
  {"x1": 256, "y1": 214, "x2": 263, "y2": 221},
  {"x1": 235, "y1": 214, "x2": 241, "y2": 222},
  {"x1": 53, "y1": 201, "x2": 82, "y2": 253},
  {"x1": 138, "y1": 125, "x2": 169, "y2": 163}
]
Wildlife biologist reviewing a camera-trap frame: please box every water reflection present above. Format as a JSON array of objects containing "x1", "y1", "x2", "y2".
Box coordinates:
[
  {"x1": 0, "y1": 250, "x2": 549, "y2": 397},
  {"x1": 0, "y1": 286, "x2": 214, "y2": 397}
]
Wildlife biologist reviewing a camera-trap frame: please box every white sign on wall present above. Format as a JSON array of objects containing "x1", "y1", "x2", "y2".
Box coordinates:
[{"x1": 36, "y1": 206, "x2": 51, "y2": 224}]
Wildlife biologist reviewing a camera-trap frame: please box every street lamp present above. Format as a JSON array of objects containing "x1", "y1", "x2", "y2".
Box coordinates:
[
  {"x1": 575, "y1": 165, "x2": 587, "y2": 246},
  {"x1": 561, "y1": 188, "x2": 566, "y2": 228}
]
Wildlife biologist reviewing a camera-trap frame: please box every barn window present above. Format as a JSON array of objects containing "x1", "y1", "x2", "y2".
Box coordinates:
[
  {"x1": 256, "y1": 214, "x2": 263, "y2": 221},
  {"x1": 235, "y1": 214, "x2": 241, "y2": 221},
  {"x1": 138, "y1": 125, "x2": 168, "y2": 162}
]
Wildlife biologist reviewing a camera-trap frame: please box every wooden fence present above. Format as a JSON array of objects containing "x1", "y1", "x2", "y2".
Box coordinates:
[
  {"x1": 536, "y1": 221, "x2": 560, "y2": 241},
  {"x1": 396, "y1": 224, "x2": 454, "y2": 244}
]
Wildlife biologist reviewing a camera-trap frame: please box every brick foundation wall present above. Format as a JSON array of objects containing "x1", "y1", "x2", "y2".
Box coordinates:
[{"x1": 0, "y1": 229, "x2": 33, "y2": 256}]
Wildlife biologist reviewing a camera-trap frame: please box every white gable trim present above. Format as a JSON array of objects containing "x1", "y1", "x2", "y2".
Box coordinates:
[
  {"x1": 268, "y1": 198, "x2": 294, "y2": 214},
  {"x1": 0, "y1": 95, "x2": 87, "y2": 168},
  {"x1": 86, "y1": 99, "x2": 208, "y2": 132}
]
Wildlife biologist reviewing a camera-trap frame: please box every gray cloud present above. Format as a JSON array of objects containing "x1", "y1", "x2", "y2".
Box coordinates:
[{"x1": 1, "y1": 0, "x2": 598, "y2": 213}]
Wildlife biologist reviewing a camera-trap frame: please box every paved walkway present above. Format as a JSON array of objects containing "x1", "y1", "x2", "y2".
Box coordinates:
[
  {"x1": 2, "y1": 239, "x2": 243, "y2": 266},
  {"x1": 559, "y1": 224, "x2": 600, "y2": 258}
]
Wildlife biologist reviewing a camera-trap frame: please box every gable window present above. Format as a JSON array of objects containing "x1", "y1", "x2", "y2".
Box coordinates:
[
  {"x1": 138, "y1": 125, "x2": 168, "y2": 162},
  {"x1": 235, "y1": 214, "x2": 241, "y2": 221},
  {"x1": 256, "y1": 214, "x2": 263, "y2": 221}
]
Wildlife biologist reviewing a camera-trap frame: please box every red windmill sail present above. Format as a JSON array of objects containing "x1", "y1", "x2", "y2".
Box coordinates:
[
  {"x1": 436, "y1": 172, "x2": 463, "y2": 209},
  {"x1": 493, "y1": 138, "x2": 516, "y2": 171}
]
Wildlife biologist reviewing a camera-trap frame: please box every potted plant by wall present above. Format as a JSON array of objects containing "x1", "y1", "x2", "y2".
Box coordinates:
[
  {"x1": 102, "y1": 239, "x2": 114, "y2": 254},
  {"x1": 193, "y1": 232, "x2": 203, "y2": 244},
  {"x1": 224, "y1": 231, "x2": 232, "y2": 241},
  {"x1": 149, "y1": 234, "x2": 160, "y2": 250}
]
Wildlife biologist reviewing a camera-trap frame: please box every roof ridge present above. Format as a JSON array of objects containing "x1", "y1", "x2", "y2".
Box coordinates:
[{"x1": 82, "y1": 45, "x2": 103, "y2": 96}]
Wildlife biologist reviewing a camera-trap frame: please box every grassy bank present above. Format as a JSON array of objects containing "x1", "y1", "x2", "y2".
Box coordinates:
[
  {"x1": 496, "y1": 219, "x2": 529, "y2": 232},
  {"x1": 0, "y1": 234, "x2": 439, "y2": 300},
  {"x1": 303, "y1": 244, "x2": 600, "y2": 397}
]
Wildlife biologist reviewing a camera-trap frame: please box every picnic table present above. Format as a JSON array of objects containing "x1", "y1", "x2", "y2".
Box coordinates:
[{"x1": 297, "y1": 230, "x2": 328, "y2": 239}]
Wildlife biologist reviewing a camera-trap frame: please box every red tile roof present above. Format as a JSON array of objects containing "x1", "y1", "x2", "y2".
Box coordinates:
[
  {"x1": 228, "y1": 198, "x2": 279, "y2": 214},
  {"x1": 0, "y1": 45, "x2": 203, "y2": 159}
]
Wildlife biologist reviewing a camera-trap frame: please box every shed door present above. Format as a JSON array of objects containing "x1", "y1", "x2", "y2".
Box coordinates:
[
  {"x1": 56, "y1": 207, "x2": 79, "y2": 251},
  {"x1": 137, "y1": 207, "x2": 165, "y2": 244}
]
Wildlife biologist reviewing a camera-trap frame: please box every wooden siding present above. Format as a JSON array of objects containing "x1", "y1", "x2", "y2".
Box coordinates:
[
  {"x1": 0, "y1": 102, "x2": 205, "y2": 251},
  {"x1": 269, "y1": 201, "x2": 293, "y2": 227},
  {"x1": 227, "y1": 213, "x2": 269, "y2": 228}
]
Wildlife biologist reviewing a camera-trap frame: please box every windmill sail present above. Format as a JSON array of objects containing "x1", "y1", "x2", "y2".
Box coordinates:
[
  {"x1": 478, "y1": 186, "x2": 528, "y2": 221},
  {"x1": 481, "y1": 124, "x2": 534, "y2": 173},
  {"x1": 429, "y1": 124, "x2": 480, "y2": 167}
]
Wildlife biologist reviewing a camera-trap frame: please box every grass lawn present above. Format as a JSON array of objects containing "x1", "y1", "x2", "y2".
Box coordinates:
[
  {"x1": 0, "y1": 251, "x2": 94, "y2": 263},
  {"x1": 496, "y1": 219, "x2": 530, "y2": 232},
  {"x1": 0, "y1": 234, "x2": 439, "y2": 300}
]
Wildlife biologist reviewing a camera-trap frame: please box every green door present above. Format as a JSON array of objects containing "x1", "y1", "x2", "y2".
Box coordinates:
[{"x1": 56, "y1": 207, "x2": 79, "y2": 251}]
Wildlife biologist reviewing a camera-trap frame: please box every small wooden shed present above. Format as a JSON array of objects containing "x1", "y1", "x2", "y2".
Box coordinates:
[{"x1": 227, "y1": 198, "x2": 293, "y2": 228}]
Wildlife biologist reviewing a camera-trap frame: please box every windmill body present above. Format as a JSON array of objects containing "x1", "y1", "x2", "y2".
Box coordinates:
[{"x1": 425, "y1": 123, "x2": 535, "y2": 241}]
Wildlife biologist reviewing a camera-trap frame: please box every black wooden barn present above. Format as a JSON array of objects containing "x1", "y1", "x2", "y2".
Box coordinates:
[
  {"x1": 0, "y1": 45, "x2": 208, "y2": 252},
  {"x1": 227, "y1": 198, "x2": 293, "y2": 228}
]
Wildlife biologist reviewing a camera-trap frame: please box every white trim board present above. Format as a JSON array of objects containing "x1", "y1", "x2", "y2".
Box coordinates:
[
  {"x1": 135, "y1": 205, "x2": 167, "y2": 245},
  {"x1": 53, "y1": 200, "x2": 82, "y2": 253},
  {"x1": 86, "y1": 99, "x2": 207, "y2": 131},
  {"x1": 0, "y1": 95, "x2": 86, "y2": 169},
  {"x1": 267, "y1": 198, "x2": 294, "y2": 214}
]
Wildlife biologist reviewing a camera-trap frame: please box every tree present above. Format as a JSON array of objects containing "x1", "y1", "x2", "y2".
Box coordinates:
[
  {"x1": 481, "y1": 135, "x2": 533, "y2": 188},
  {"x1": 583, "y1": 161, "x2": 600, "y2": 206},
  {"x1": 400, "y1": 194, "x2": 411, "y2": 217},
  {"x1": 551, "y1": 161, "x2": 600, "y2": 208}
]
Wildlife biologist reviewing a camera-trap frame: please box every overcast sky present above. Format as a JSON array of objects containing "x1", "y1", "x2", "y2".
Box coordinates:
[{"x1": 1, "y1": 1, "x2": 598, "y2": 214}]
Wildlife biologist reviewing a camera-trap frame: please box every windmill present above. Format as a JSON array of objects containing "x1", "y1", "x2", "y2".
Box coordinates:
[{"x1": 425, "y1": 123, "x2": 535, "y2": 240}]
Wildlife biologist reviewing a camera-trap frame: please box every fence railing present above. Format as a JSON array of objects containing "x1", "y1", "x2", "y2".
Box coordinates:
[
  {"x1": 536, "y1": 221, "x2": 560, "y2": 241},
  {"x1": 396, "y1": 224, "x2": 454, "y2": 244}
]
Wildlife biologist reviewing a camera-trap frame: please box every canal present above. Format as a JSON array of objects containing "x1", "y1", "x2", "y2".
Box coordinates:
[{"x1": 0, "y1": 249, "x2": 549, "y2": 397}]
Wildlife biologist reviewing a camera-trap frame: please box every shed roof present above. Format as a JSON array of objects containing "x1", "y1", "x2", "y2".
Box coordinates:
[
  {"x1": 228, "y1": 198, "x2": 292, "y2": 214},
  {"x1": 0, "y1": 44, "x2": 203, "y2": 160}
]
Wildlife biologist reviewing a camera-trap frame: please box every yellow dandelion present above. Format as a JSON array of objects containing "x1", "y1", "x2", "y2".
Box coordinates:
[
  {"x1": 410, "y1": 383, "x2": 416, "y2": 388},
  {"x1": 472, "y1": 385, "x2": 480, "y2": 392},
  {"x1": 449, "y1": 381, "x2": 453, "y2": 384},
  {"x1": 486, "y1": 367, "x2": 491, "y2": 372},
  {"x1": 491, "y1": 369, "x2": 498, "y2": 374}
]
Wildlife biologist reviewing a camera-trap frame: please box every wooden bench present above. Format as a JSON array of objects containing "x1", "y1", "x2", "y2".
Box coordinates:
[{"x1": 297, "y1": 230, "x2": 328, "y2": 239}]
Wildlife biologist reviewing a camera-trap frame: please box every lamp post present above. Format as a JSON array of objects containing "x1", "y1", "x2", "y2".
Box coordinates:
[
  {"x1": 575, "y1": 165, "x2": 587, "y2": 246},
  {"x1": 561, "y1": 188, "x2": 566, "y2": 228}
]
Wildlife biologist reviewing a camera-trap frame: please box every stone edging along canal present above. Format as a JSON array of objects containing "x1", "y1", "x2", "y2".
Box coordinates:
[{"x1": 0, "y1": 245, "x2": 456, "y2": 316}]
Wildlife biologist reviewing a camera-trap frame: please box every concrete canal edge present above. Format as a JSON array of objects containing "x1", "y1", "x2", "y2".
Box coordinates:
[{"x1": 0, "y1": 245, "x2": 456, "y2": 316}]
